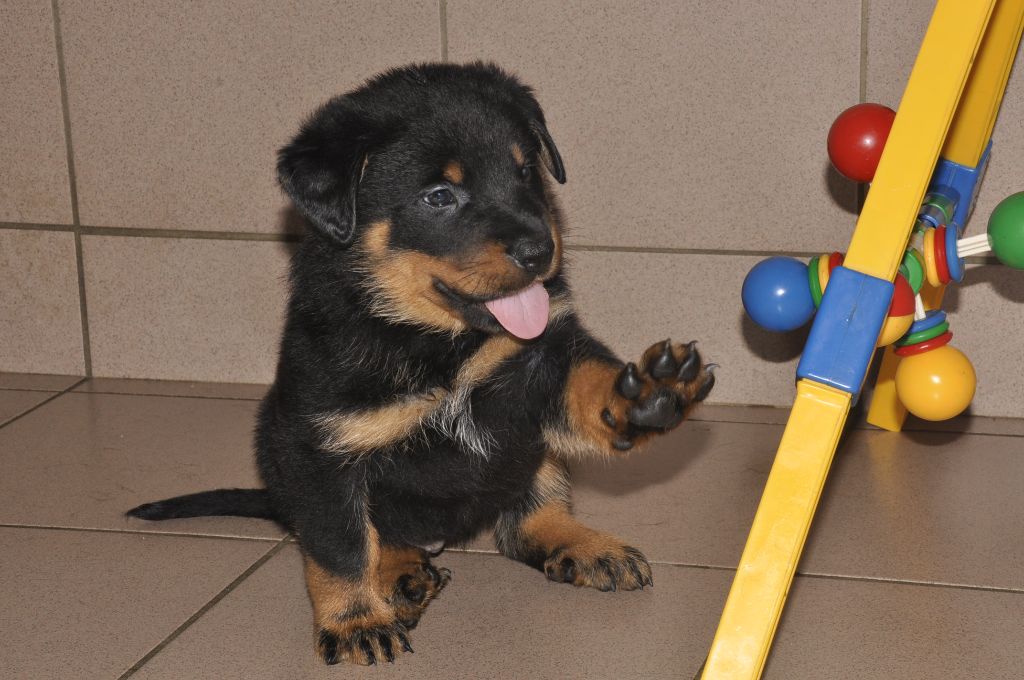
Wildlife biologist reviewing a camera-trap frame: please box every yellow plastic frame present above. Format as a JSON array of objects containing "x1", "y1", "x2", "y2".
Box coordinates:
[{"x1": 701, "y1": 2, "x2": 1023, "y2": 678}]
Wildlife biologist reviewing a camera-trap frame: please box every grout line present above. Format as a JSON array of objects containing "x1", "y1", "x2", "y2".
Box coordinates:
[
  {"x1": 0, "y1": 377, "x2": 87, "y2": 429},
  {"x1": 0, "y1": 222, "x2": 1011, "y2": 266},
  {"x1": 797, "y1": 570, "x2": 1024, "y2": 596},
  {"x1": 439, "y1": 0, "x2": 449, "y2": 61},
  {"x1": 50, "y1": 0, "x2": 93, "y2": 377},
  {"x1": 68, "y1": 387, "x2": 265, "y2": 402},
  {"x1": 0, "y1": 523, "x2": 285, "y2": 543},
  {"x1": 118, "y1": 538, "x2": 290, "y2": 679},
  {"x1": 50, "y1": 0, "x2": 80, "y2": 227}
]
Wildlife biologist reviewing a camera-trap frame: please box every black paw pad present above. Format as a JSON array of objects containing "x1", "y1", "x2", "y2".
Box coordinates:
[{"x1": 627, "y1": 388, "x2": 684, "y2": 430}]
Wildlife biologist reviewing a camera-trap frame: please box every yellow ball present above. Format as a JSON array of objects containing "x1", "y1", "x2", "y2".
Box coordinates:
[
  {"x1": 877, "y1": 313, "x2": 913, "y2": 347},
  {"x1": 895, "y1": 345, "x2": 976, "y2": 421}
]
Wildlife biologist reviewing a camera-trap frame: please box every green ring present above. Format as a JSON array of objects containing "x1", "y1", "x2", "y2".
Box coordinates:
[
  {"x1": 897, "y1": 320, "x2": 949, "y2": 346},
  {"x1": 901, "y1": 249, "x2": 924, "y2": 293},
  {"x1": 807, "y1": 256, "x2": 823, "y2": 307}
]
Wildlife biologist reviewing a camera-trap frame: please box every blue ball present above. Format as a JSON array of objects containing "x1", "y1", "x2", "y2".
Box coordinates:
[{"x1": 742, "y1": 257, "x2": 816, "y2": 332}]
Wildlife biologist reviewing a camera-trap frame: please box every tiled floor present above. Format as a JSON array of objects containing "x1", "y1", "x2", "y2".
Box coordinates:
[{"x1": 1, "y1": 374, "x2": 1021, "y2": 680}]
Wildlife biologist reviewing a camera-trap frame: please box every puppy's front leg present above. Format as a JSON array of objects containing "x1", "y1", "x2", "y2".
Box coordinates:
[
  {"x1": 303, "y1": 523, "x2": 413, "y2": 666},
  {"x1": 547, "y1": 339, "x2": 715, "y2": 457}
]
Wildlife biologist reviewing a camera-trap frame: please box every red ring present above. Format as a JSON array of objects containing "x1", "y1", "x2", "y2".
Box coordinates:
[
  {"x1": 894, "y1": 330, "x2": 953, "y2": 356},
  {"x1": 828, "y1": 251, "x2": 843, "y2": 272},
  {"x1": 933, "y1": 225, "x2": 951, "y2": 284}
]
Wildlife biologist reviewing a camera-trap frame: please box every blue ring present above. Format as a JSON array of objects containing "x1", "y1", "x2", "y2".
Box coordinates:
[
  {"x1": 945, "y1": 222, "x2": 964, "y2": 282},
  {"x1": 907, "y1": 309, "x2": 947, "y2": 335}
]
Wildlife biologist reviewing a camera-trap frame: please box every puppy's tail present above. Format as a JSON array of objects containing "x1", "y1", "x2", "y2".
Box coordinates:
[{"x1": 126, "y1": 488, "x2": 276, "y2": 521}]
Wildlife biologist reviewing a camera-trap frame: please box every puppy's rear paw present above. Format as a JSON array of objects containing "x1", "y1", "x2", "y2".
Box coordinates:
[
  {"x1": 316, "y1": 617, "x2": 412, "y2": 666},
  {"x1": 390, "y1": 562, "x2": 451, "y2": 630},
  {"x1": 544, "y1": 543, "x2": 653, "y2": 592}
]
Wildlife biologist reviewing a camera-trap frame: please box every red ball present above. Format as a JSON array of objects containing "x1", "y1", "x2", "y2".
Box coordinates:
[{"x1": 827, "y1": 103, "x2": 896, "y2": 183}]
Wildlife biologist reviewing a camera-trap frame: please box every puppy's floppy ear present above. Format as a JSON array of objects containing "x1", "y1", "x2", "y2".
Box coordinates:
[
  {"x1": 530, "y1": 119, "x2": 566, "y2": 185},
  {"x1": 276, "y1": 99, "x2": 376, "y2": 247}
]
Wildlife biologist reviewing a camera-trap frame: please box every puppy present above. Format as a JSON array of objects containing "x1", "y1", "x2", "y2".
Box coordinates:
[{"x1": 128, "y1": 62, "x2": 715, "y2": 666}]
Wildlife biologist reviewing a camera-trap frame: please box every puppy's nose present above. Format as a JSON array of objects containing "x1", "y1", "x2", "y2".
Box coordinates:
[{"x1": 508, "y1": 237, "x2": 554, "y2": 275}]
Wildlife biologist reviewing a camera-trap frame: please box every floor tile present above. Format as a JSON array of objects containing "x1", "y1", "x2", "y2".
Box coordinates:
[
  {"x1": 131, "y1": 548, "x2": 731, "y2": 680},
  {"x1": 0, "y1": 372, "x2": 82, "y2": 392},
  {"x1": 0, "y1": 527, "x2": 274, "y2": 680},
  {"x1": 801, "y1": 428, "x2": 1024, "y2": 590},
  {"x1": 0, "y1": 392, "x2": 282, "y2": 539},
  {"x1": 764, "y1": 576, "x2": 1024, "y2": 679},
  {"x1": 74, "y1": 377, "x2": 268, "y2": 400},
  {"x1": 0, "y1": 390, "x2": 55, "y2": 425}
]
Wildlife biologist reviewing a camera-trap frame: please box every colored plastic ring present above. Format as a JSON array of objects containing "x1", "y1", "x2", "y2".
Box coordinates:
[
  {"x1": 894, "y1": 331, "x2": 953, "y2": 357},
  {"x1": 808, "y1": 255, "x2": 823, "y2": 307},
  {"x1": 828, "y1": 251, "x2": 843, "y2": 272},
  {"x1": 906, "y1": 309, "x2": 947, "y2": 335},
  {"x1": 898, "y1": 320, "x2": 949, "y2": 346},
  {"x1": 901, "y1": 249, "x2": 925, "y2": 293},
  {"x1": 922, "y1": 229, "x2": 941, "y2": 287},
  {"x1": 817, "y1": 253, "x2": 831, "y2": 292},
  {"x1": 945, "y1": 220, "x2": 965, "y2": 282},
  {"x1": 934, "y1": 226, "x2": 951, "y2": 284}
]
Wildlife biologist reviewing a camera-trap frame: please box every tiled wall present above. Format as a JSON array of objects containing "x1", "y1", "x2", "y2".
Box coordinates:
[{"x1": 2, "y1": 1, "x2": 1023, "y2": 416}]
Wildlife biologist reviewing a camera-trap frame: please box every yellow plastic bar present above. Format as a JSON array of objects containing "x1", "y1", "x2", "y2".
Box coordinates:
[
  {"x1": 843, "y1": 1, "x2": 995, "y2": 281},
  {"x1": 943, "y1": 0, "x2": 1024, "y2": 167},
  {"x1": 866, "y1": 0, "x2": 1023, "y2": 432},
  {"x1": 703, "y1": 2, "x2": 997, "y2": 676},
  {"x1": 702, "y1": 381, "x2": 851, "y2": 678}
]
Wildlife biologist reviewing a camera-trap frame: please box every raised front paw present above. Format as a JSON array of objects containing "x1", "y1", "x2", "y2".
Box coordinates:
[
  {"x1": 602, "y1": 339, "x2": 716, "y2": 451},
  {"x1": 389, "y1": 560, "x2": 451, "y2": 630},
  {"x1": 316, "y1": 614, "x2": 413, "y2": 666},
  {"x1": 544, "y1": 542, "x2": 653, "y2": 592}
]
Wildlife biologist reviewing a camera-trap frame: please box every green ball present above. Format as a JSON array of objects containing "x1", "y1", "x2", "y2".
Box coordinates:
[{"x1": 989, "y1": 191, "x2": 1024, "y2": 269}]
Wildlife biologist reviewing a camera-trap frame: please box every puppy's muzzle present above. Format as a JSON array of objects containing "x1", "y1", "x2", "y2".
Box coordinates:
[{"x1": 508, "y1": 236, "x2": 554, "y2": 275}]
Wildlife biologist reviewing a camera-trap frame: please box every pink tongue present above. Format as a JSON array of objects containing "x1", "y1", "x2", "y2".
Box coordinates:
[{"x1": 484, "y1": 282, "x2": 550, "y2": 339}]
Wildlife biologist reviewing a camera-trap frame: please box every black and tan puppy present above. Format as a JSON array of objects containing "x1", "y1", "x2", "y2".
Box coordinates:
[{"x1": 128, "y1": 62, "x2": 715, "y2": 666}]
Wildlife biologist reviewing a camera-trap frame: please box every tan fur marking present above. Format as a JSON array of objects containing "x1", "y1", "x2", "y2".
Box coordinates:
[
  {"x1": 318, "y1": 388, "x2": 447, "y2": 455},
  {"x1": 563, "y1": 360, "x2": 623, "y2": 455},
  {"x1": 456, "y1": 334, "x2": 523, "y2": 386},
  {"x1": 520, "y1": 502, "x2": 623, "y2": 556},
  {"x1": 542, "y1": 425, "x2": 601, "y2": 460},
  {"x1": 303, "y1": 524, "x2": 389, "y2": 633},
  {"x1": 533, "y1": 454, "x2": 571, "y2": 504},
  {"x1": 443, "y1": 160, "x2": 464, "y2": 184},
  {"x1": 511, "y1": 143, "x2": 525, "y2": 166}
]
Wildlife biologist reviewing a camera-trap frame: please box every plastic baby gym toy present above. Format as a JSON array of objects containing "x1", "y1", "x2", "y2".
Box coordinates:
[{"x1": 705, "y1": 1, "x2": 1024, "y2": 678}]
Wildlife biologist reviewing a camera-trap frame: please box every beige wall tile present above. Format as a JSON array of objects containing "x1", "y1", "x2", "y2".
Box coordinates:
[
  {"x1": 82, "y1": 236, "x2": 291, "y2": 382},
  {"x1": 0, "y1": 230, "x2": 84, "y2": 374},
  {"x1": 449, "y1": 0, "x2": 861, "y2": 252},
  {"x1": 567, "y1": 249, "x2": 806, "y2": 409},
  {"x1": 0, "y1": 3, "x2": 72, "y2": 224},
  {"x1": 60, "y1": 0, "x2": 441, "y2": 233}
]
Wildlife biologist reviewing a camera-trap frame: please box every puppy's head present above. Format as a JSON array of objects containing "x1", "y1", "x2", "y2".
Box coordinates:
[{"x1": 278, "y1": 62, "x2": 567, "y2": 339}]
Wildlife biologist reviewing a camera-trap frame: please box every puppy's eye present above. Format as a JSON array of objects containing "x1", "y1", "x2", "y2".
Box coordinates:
[
  {"x1": 424, "y1": 188, "x2": 456, "y2": 208},
  {"x1": 520, "y1": 165, "x2": 533, "y2": 181}
]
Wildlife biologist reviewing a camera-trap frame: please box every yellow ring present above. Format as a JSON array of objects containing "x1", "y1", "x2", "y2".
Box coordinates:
[
  {"x1": 817, "y1": 253, "x2": 831, "y2": 292},
  {"x1": 922, "y1": 229, "x2": 941, "y2": 287}
]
